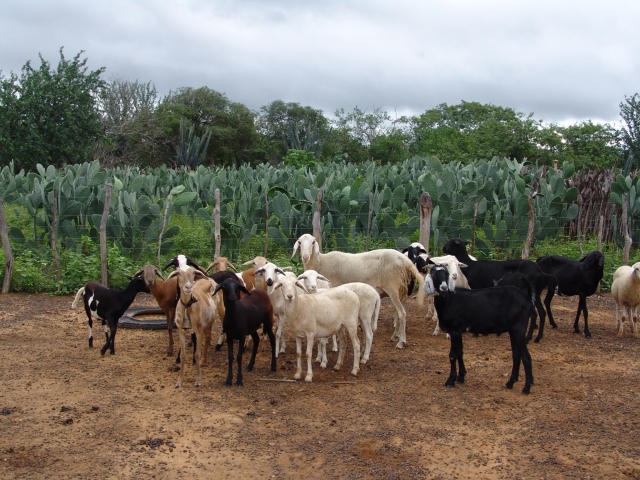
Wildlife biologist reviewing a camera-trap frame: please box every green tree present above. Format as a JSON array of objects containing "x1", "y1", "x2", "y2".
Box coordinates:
[
  {"x1": 619, "y1": 93, "x2": 640, "y2": 172},
  {"x1": 257, "y1": 100, "x2": 330, "y2": 162},
  {"x1": 157, "y1": 87, "x2": 258, "y2": 167},
  {"x1": 0, "y1": 48, "x2": 105, "y2": 171},
  {"x1": 410, "y1": 101, "x2": 540, "y2": 163},
  {"x1": 554, "y1": 121, "x2": 622, "y2": 169}
]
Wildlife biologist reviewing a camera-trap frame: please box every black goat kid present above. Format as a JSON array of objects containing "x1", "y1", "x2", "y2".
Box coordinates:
[
  {"x1": 213, "y1": 278, "x2": 276, "y2": 386},
  {"x1": 71, "y1": 273, "x2": 149, "y2": 355},
  {"x1": 425, "y1": 263, "x2": 535, "y2": 394}
]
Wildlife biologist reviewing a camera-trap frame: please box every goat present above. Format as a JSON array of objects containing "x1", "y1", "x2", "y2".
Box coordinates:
[
  {"x1": 611, "y1": 262, "x2": 640, "y2": 337},
  {"x1": 424, "y1": 262, "x2": 535, "y2": 394},
  {"x1": 442, "y1": 238, "x2": 556, "y2": 343},
  {"x1": 167, "y1": 266, "x2": 221, "y2": 387},
  {"x1": 292, "y1": 233, "x2": 424, "y2": 349},
  {"x1": 213, "y1": 278, "x2": 276, "y2": 386},
  {"x1": 272, "y1": 274, "x2": 361, "y2": 382},
  {"x1": 206, "y1": 255, "x2": 266, "y2": 291},
  {"x1": 297, "y1": 269, "x2": 380, "y2": 365},
  {"x1": 71, "y1": 273, "x2": 149, "y2": 355},
  {"x1": 140, "y1": 264, "x2": 179, "y2": 356},
  {"x1": 402, "y1": 242, "x2": 428, "y2": 273},
  {"x1": 535, "y1": 251, "x2": 605, "y2": 338}
]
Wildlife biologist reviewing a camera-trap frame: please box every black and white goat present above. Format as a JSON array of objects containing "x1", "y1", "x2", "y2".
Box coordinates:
[
  {"x1": 213, "y1": 278, "x2": 277, "y2": 386},
  {"x1": 424, "y1": 262, "x2": 535, "y2": 394},
  {"x1": 442, "y1": 238, "x2": 556, "y2": 343},
  {"x1": 71, "y1": 273, "x2": 149, "y2": 355},
  {"x1": 535, "y1": 251, "x2": 605, "y2": 338}
]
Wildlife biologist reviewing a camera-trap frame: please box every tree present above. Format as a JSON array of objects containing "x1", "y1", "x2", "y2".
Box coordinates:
[
  {"x1": 96, "y1": 79, "x2": 159, "y2": 167},
  {"x1": 619, "y1": 93, "x2": 640, "y2": 173},
  {"x1": 409, "y1": 101, "x2": 540, "y2": 163},
  {"x1": 157, "y1": 87, "x2": 258, "y2": 167},
  {"x1": 554, "y1": 121, "x2": 622, "y2": 169},
  {"x1": 0, "y1": 48, "x2": 105, "y2": 171},
  {"x1": 257, "y1": 101, "x2": 330, "y2": 162}
]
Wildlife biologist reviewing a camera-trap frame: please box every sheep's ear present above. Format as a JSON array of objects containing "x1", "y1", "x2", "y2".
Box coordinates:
[
  {"x1": 213, "y1": 283, "x2": 223, "y2": 295},
  {"x1": 132, "y1": 269, "x2": 144, "y2": 279},
  {"x1": 291, "y1": 240, "x2": 300, "y2": 258},
  {"x1": 401, "y1": 247, "x2": 409, "y2": 254},
  {"x1": 458, "y1": 262, "x2": 468, "y2": 269},
  {"x1": 275, "y1": 267, "x2": 287, "y2": 276},
  {"x1": 194, "y1": 270, "x2": 208, "y2": 281},
  {"x1": 281, "y1": 266, "x2": 293, "y2": 271},
  {"x1": 154, "y1": 268, "x2": 164, "y2": 279},
  {"x1": 295, "y1": 280, "x2": 309, "y2": 293},
  {"x1": 205, "y1": 262, "x2": 215, "y2": 273},
  {"x1": 418, "y1": 247, "x2": 427, "y2": 254},
  {"x1": 312, "y1": 239, "x2": 320, "y2": 256},
  {"x1": 423, "y1": 275, "x2": 435, "y2": 296},
  {"x1": 297, "y1": 273, "x2": 306, "y2": 280},
  {"x1": 254, "y1": 266, "x2": 265, "y2": 275},
  {"x1": 317, "y1": 273, "x2": 329, "y2": 282},
  {"x1": 227, "y1": 261, "x2": 238, "y2": 272}
]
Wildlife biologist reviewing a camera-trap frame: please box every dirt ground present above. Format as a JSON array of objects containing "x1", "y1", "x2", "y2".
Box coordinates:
[{"x1": 0, "y1": 290, "x2": 639, "y2": 480}]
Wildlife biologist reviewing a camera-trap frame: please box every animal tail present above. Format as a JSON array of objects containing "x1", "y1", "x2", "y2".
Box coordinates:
[
  {"x1": 372, "y1": 295, "x2": 381, "y2": 332},
  {"x1": 71, "y1": 287, "x2": 86, "y2": 309},
  {"x1": 406, "y1": 262, "x2": 425, "y2": 306}
]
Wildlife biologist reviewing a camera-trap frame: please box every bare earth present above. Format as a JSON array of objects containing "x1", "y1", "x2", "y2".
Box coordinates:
[{"x1": 0, "y1": 291, "x2": 639, "y2": 480}]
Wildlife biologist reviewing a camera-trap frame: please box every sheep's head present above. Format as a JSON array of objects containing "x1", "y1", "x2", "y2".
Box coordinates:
[
  {"x1": 242, "y1": 256, "x2": 268, "y2": 268},
  {"x1": 272, "y1": 275, "x2": 299, "y2": 303},
  {"x1": 424, "y1": 263, "x2": 456, "y2": 296},
  {"x1": 292, "y1": 233, "x2": 320, "y2": 264},
  {"x1": 297, "y1": 269, "x2": 330, "y2": 293},
  {"x1": 213, "y1": 277, "x2": 250, "y2": 303},
  {"x1": 255, "y1": 262, "x2": 288, "y2": 290}
]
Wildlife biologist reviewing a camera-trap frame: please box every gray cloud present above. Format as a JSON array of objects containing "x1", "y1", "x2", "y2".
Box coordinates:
[{"x1": 1, "y1": 0, "x2": 638, "y2": 124}]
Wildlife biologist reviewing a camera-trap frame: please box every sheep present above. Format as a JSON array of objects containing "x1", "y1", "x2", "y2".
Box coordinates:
[
  {"x1": 425, "y1": 254, "x2": 469, "y2": 336},
  {"x1": 213, "y1": 277, "x2": 277, "y2": 386},
  {"x1": 402, "y1": 242, "x2": 429, "y2": 273},
  {"x1": 206, "y1": 255, "x2": 268, "y2": 291},
  {"x1": 535, "y1": 251, "x2": 605, "y2": 338},
  {"x1": 271, "y1": 274, "x2": 361, "y2": 382},
  {"x1": 297, "y1": 269, "x2": 380, "y2": 365},
  {"x1": 140, "y1": 264, "x2": 179, "y2": 355},
  {"x1": 424, "y1": 262, "x2": 535, "y2": 394},
  {"x1": 610, "y1": 262, "x2": 640, "y2": 337},
  {"x1": 292, "y1": 233, "x2": 424, "y2": 349},
  {"x1": 442, "y1": 238, "x2": 556, "y2": 343},
  {"x1": 254, "y1": 262, "x2": 298, "y2": 356},
  {"x1": 167, "y1": 266, "x2": 221, "y2": 388},
  {"x1": 71, "y1": 272, "x2": 149, "y2": 355}
]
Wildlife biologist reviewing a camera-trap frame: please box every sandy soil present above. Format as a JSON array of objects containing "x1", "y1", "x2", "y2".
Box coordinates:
[{"x1": 0, "y1": 290, "x2": 639, "y2": 480}]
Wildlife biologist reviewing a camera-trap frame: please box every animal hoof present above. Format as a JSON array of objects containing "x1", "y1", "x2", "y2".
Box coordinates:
[
  {"x1": 350, "y1": 369, "x2": 359, "y2": 377},
  {"x1": 304, "y1": 375, "x2": 312, "y2": 382}
]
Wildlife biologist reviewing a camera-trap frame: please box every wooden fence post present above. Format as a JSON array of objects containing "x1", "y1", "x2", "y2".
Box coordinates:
[
  {"x1": 100, "y1": 184, "x2": 112, "y2": 286},
  {"x1": 419, "y1": 192, "x2": 432, "y2": 254},
  {"x1": 51, "y1": 189, "x2": 62, "y2": 283},
  {"x1": 522, "y1": 192, "x2": 535, "y2": 259},
  {"x1": 0, "y1": 198, "x2": 14, "y2": 293},
  {"x1": 214, "y1": 188, "x2": 221, "y2": 258},
  {"x1": 621, "y1": 194, "x2": 632, "y2": 265},
  {"x1": 313, "y1": 189, "x2": 323, "y2": 251},
  {"x1": 264, "y1": 192, "x2": 269, "y2": 257}
]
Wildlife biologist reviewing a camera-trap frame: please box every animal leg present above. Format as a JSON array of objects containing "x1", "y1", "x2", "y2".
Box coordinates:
[
  {"x1": 506, "y1": 333, "x2": 521, "y2": 390},
  {"x1": 305, "y1": 334, "x2": 314, "y2": 382},
  {"x1": 389, "y1": 293, "x2": 407, "y2": 349},
  {"x1": 576, "y1": 295, "x2": 591, "y2": 337},
  {"x1": 348, "y1": 326, "x2": 360, "y2": 377},
  {"x1": 225, "y1": 338, "x2": 234, "y2": 386},
  {"x1": 235, "y1": 339, "x2": 244, "y2": 386},
  {"x1": 294, "y1": 337, "x2": 303, "y2": 380},
  {"x1": 247, "y1": 331, "x2": 260, "y2": 371}
]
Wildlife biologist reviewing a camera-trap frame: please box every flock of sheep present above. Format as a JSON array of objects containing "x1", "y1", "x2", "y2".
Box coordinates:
[{"x1": 71, "y1": 233, "x2": 640, "y2": 394}]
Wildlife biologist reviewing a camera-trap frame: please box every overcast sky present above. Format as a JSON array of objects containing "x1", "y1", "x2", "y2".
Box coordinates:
[{"x1": 2, "y1": 0, "x2": 638, "y2": 125}]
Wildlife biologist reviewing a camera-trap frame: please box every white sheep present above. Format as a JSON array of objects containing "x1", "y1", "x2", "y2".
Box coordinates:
[
  {"x1": 272, "y1": 274, "x2": 361, "y2": 382},
  {"x1": 292, "y1": 233, "x2": 425, "y2": 349},
  {"x1": 297, "y1": 269, "x2": 380, "y2": 365},
  {"x1": 611, "y1": 262, "x2": 640, "y2": 337}
]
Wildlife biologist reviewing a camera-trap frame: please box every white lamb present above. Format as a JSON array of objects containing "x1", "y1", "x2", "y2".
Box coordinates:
[
  {"x1": 297, "y1": 269, "x2": 380, "y2": 365},
  {"x1": 292, "y1": 233, "x2": 425, "y2": 349},
  {"x1": 272, "y1": 274, "x2": 361, "y2": 382},
  {"x1": 611, "y1": 262, "x2": 640, "y2": 337}
]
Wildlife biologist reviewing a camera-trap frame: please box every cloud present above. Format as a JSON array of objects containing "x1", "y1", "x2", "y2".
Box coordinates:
[{"x1": 1, "y1": 0, "x2": 639, "y2": 124}]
